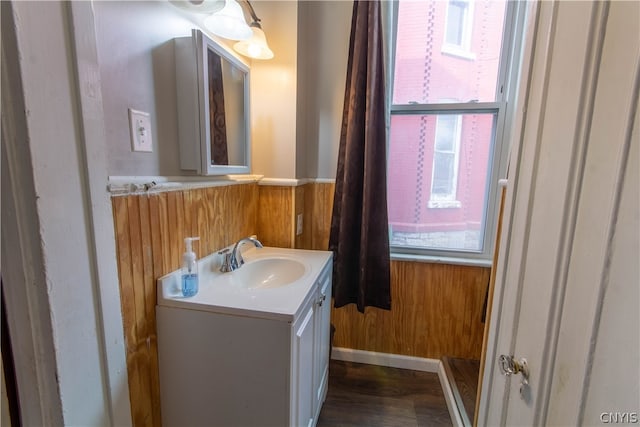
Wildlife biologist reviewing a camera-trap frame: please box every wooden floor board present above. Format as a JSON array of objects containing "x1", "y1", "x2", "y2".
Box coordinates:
[{"x1": 318, "y1": 360, "x2": 452, "y2": 427}]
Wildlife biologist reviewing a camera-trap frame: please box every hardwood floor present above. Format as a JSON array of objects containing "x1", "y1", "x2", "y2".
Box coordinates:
[{"x1": 317, "y1": 360, "x2": 452, "y2": 427}]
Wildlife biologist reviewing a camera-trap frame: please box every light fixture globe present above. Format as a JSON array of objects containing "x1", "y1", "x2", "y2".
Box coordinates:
[
  {"x1": 233, "y1": 23, "x2": 274, "y2": 60},
  {"x1": 203, "y1": 0, "x2": 252, "y2": 41}
]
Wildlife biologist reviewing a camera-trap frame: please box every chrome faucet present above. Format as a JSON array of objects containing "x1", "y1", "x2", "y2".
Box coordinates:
[{"x1": 219, "y1": 236, "x2": 263, "y2": 272}]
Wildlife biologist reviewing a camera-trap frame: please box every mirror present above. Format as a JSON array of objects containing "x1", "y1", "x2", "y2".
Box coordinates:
[{"x1": 175, "y1": 29, "x2": 251, "y2": 175}]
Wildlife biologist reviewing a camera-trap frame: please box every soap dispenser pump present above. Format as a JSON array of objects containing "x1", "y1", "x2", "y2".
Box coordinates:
[{"x1": 181, "y1": 237, "x2": 200, "y2": 297}]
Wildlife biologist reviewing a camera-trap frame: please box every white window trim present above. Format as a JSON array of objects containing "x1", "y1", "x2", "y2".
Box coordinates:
[
  {"x1": 442, "y1": 0, "x2": 475, "y2": 56},
  {"x1": 429, "y1": 114, "x2": 462, "y2": 208},
  {"x1": 441, "y1": 44, "x2": 477, "y2": 61},
  {"x1": 428, "y1": 200, "x2": 462, "y2": 209}
]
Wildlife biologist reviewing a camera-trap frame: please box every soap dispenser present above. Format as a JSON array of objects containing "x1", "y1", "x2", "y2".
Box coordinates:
[{"x1": 181, "y1": 237, "x2": 200, "y2": 297}]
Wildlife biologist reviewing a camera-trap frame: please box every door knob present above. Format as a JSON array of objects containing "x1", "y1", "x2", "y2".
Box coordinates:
[
  {"x1": 498, "y1": 354, "x2": 531, "y2": 400},
  {"x1": 499, "y1": 355, "x2": 529, "y2": 385}
]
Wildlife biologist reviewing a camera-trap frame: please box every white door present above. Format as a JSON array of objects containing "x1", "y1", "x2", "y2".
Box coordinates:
[{"x1": 479, "y1": 1, "x2": 639, "y2": 426}]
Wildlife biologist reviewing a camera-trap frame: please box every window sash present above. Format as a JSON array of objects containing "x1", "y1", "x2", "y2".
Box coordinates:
[
  {"x1": 388, "y1": 109, "x2": 501, "y2": 253},
  {"x1": 391, "y1": 101, "x2": 503, "y2": 115},
  {"x1": 388, "y1": 104, "x2": 503, "y2": 257}
]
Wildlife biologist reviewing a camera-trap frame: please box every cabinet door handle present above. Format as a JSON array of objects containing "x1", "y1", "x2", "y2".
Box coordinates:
[{"x1": 317, "y1": 294, "x2": 326, "y2": 306}]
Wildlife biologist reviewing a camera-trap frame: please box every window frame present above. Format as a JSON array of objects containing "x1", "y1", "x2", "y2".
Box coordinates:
[{"x1": 388, "y1": 0, "x2": 526, "y2": 263}]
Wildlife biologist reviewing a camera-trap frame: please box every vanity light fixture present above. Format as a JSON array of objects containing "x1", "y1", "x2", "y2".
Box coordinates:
[
  {"x1": 233, "y1": 1, "x2": 274, "y2": 60},
  {"x1": 169, "y1": 0, "x2": 225, "y2": 15},
  {"x1": 203, "y1": 0, "x2": 252, "y2": 41}
]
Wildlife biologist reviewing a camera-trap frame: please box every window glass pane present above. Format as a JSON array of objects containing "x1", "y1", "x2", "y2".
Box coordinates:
[
  {"x1": 388, "y1": 113, "x2": 497, "y2": 252},
  {"x1": 445, "y1": 1, "x2": 466, "y2": 46},
  {"x1": 432, "y1": 152, "x2": 455, "y2": 195},
  {"x1": 435, "y1": 115, "x2": 458, "y2": 152},
  {"x1": 393, "y1": 0, "x2": 507, "y2": 104}
]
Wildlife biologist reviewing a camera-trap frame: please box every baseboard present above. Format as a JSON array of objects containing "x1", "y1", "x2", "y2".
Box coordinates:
[
  {"x1": 438, "y1": 361, "x2": 465, "y2": 427},
  {"x1": 330, "y1": 347, "x2": 463, "y2": 426},
  {"x1": 331, "y1": 347, "x2": 440, "y2": 372}
]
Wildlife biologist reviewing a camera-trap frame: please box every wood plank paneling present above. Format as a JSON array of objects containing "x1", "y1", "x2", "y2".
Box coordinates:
[
  {"x1": 156, "y1": 193, "x2": 171, "y2": 274},
  {"x1": 301, "y1": 184, "x2": 315, "y2": 250},
  {"x1": 311, "y1": 182, "x2": 335, "y2": 251},
  {"x1": 257, "y1": 185, "x2": 294, "y2": 248},
  {"x1": 331, "y1": 261, "x2": 490, "y2": 360},
  {"x1": 112, "y1": 197, "x2": 143, "y2": 424},
  {"x1": 206, "y1": 186, "x2": 225, "y2": 252},
  {"x1": 227, "y1": 183, "x2": 258, "y2": 242},
  {"x1": 294, "y1": 185, "x2": 309, "y2": 249},
  {"x1": 112, "y1": 183, "x2": 259, "y2": 427},
  {"x1": 137, "y1": 195, "x2": 160, "y2": 425},
  {"x1": 126, "y1": 195, "x2": 154, "y2": 424}
]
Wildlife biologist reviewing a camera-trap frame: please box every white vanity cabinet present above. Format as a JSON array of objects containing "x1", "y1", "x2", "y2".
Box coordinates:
[{"x1": 156, "y1": 247, "x2": 332, "y2": 427}]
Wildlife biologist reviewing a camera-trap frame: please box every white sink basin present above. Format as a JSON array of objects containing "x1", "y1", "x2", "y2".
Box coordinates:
[
  {"x1": 157, "y1": 246, "x2": 332, "y2": 321},
  {"x1": 233, "y1": 257, "x2": 307, "y2": 289}
]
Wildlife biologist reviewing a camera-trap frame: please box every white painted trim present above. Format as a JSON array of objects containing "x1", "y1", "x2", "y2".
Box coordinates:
[
  {"x1": 106, "y1": 176, "x2": 338, "y2": 195},
  {"x1": 441, "y1": 44, "x2": 477, "y2": 61},
  {"x1": 478, "y1": 2, "x2": 539, "y2": 425},
  {"x1": 108, "y1": 174, "x2": 263, "y2": 184},
  {"x1": 427, "y1": 200, "x2": 462, "y2": 209},
  {"x1": 68, "y1": 3, "x2": 132, "y2": 425},
  {"x1": 438, "y1": 362, "x2": 465, "y2": 427},
  {"x1": 390, "y1": 252, "x2": 492, "y2": 268},
  {"x1": 257, "y1": 177, "x2": 336, "y2": 186},
  {"x1": 107, "y1": 176, "x2": 334, "y2": 193},
  {"x1": 331, "y1": 347, "x2": 439, "y2": 372},
  {"x1": 107, "y1": 175, "x2": 263, "y2": 195},
  {"x1": 258, "y1": 177, "x2": 311, "y2": 186},
  {"x1": 1, "y1": 7, "x2": 64, "y2": 422},
  {"x1": 313, "y1": 178, "x2": 336, "y2": 184}
]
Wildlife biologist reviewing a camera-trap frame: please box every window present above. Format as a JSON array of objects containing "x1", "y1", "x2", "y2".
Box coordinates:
[
  {"x1": 388, "y1": 0, "x2": 524, "y2": 260},
  {"x1": 430, "y1": 114, "x2": 462, "y2": 208},
  {"x1": 444, "y1": 0, "x2": 473, "y2": 54}
]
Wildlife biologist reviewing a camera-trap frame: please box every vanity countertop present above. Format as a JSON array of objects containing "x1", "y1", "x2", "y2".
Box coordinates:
[{"x1": 157, "y1": 246, "x2": 332, "y2": 322}]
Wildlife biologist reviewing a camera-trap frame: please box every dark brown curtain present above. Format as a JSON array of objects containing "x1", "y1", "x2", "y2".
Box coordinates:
[
  {"x1": 208, "y1": 50, "x2": 229, "y2": 165},
  {"x1": 329, "y1": 0, "x2": 391, "y2": 313}
]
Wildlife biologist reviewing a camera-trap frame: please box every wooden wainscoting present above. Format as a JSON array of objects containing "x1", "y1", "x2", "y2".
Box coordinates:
[
  {"x1": 309, "y1": 182, "x2": 335, "y2": 251},
  {"x1": 256, "y1": 183, "x2": 324, "y2": 250},
  {"x1": 331, "y1": 261, "x2": 490, "y2": 360},
  {"x1": 256, "y1": 185, "x2": 295, "y2": 248},
  {"x1": 112, "y1": 183, "x2": 258, "y2": 427},
  {"x1": 294, "y1": 185, "x2": 311, "y2": 249}
]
